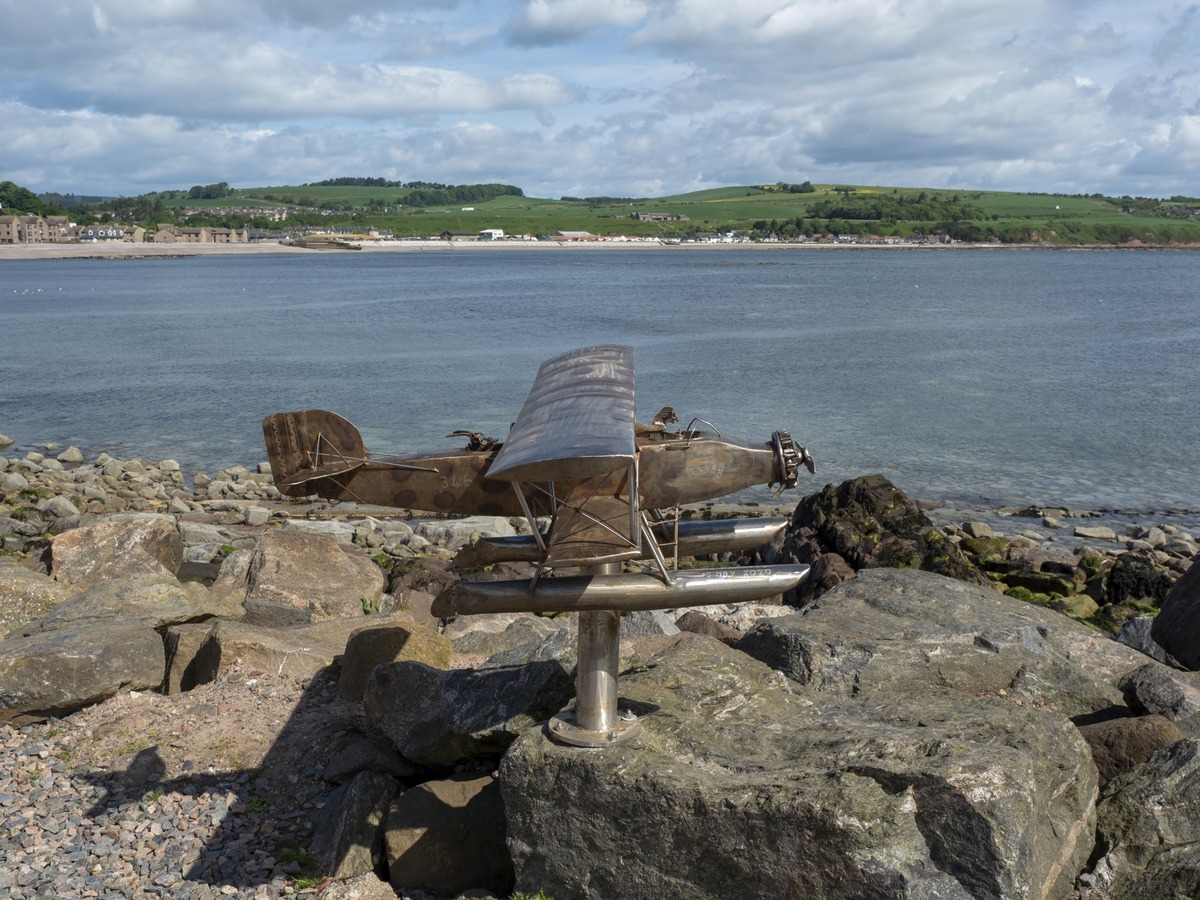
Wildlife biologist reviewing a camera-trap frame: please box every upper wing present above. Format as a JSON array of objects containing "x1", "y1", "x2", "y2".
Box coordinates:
[
  {"x1": 487, "y1": 345, "x2": 636, "y2": 483},
  {"x1": 487, "y1": 345, "x2": 640, "y2": 567}
]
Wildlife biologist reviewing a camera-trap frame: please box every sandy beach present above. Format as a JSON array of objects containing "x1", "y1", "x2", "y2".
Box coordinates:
[{"x1": 0, "y1": 237, "x2": 1013, "y2": 261}]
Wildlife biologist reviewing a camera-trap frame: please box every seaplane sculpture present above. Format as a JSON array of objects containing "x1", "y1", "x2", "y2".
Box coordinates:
[{"x1": 263, "y1": 344, "x2": 814, "y2": 746}]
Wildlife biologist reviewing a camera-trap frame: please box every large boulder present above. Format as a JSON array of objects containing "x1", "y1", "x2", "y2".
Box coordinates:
[
  {"x1": 1090, "y1": 739, "x2": 1200, "y2": 897},
  {"x1": 0, "y1": 563, "x2": 74, "y2": 637},
  {"x1": 364, "y1": 628, "x2": 575, "y2": 766},
  {"x1": 1151, "y1": 558, "x2": 1200, "y2": 669},
  {"x1": 776, "y1": 474, "x2": 986, "y2": 603},
  {"x1": 50, "y1": 515, "x2": 183, "y2": 586},
  {"x1": 216, "y1": 529, "x2": 386, "y2": 626},
  {"x1": 338, "y1": 620, "x2": 452, "y2": 702},
  {"x1": 737, "y1": 568, "x2": 1143, "y2": 720},
  {"x1": 1119, "y1": 661, "x2": 1200, "y2": 729},
  {"x1": 309, "y1": 770, "x2": 402, "y2": 881},
  {"x1": 0, "y1": 622, "x2": 166, "y2": 724},
  {"x1": 385, "y1": 774, "x2": 513, "y2": 896},
  {"x1": 500, "y1": 633, "x2": 1097, "y2": 900},
  {"x1": 7, "y1": 573, "x2": 243, "y2": 638},
  {"x1": 1077, "y1": 715, "x2": 1183, "y2": 786},
  {"x1": 1102, "y1": 550, "x2": 1175, "y2": 607},
  {"x1": 171, "y1": 615, "x2": 409, "y2": 687}
]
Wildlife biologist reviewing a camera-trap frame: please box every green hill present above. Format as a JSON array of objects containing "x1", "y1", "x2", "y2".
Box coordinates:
[{"x1": 14, "y1": 178, "x2": 1200, "y2": 245}]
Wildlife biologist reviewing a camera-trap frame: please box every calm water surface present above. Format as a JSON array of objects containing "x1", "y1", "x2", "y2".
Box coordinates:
[{"x1": 1, "y1": 248, "x2": 1197, "y2": 528}]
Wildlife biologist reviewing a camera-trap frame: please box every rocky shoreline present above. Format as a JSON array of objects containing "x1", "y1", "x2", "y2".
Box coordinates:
[{"x1": 3, "y1": 442, "x2": 1200, "y2": 898}]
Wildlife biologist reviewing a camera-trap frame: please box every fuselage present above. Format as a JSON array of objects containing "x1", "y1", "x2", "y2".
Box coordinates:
[{"x1": 278, "y1": 429, "x2": 780, "y2": 515}]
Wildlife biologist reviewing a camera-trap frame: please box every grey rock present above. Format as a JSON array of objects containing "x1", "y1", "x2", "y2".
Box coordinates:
[
  {"x1": 178, "y1": 521, "x2": 232, "y2": 545},
  {"x1": 449, "y1": 614, "x2": 570, "y2": 658},
  {"x1": 691, "y1": 601, "x2": 794, "y2": 633},
  {"x1": 674, "y1": 609, "x2": 743, "y2": 644},
  {"x1": 0, "y1": 472, "x2": 29, "y2": 493},
  {"x1": 0, "y1": 566, "x2": 74, "y2": 638},
  {"x1": 0, "y1": 622, "x2": 166, "y2": 724},
  {"x1": 1118, "y1": 662, "x2": 1200, "y2": 723},
  {"x1": 310, "y1": 770, "x2": 401, "y2": 881},
  {"x1": 736, "y1": 569, "x2": 1139, "y2": 719},
  {"x1": 0, "y1": 516, "x2": 42, "y2": 538},
  {"x1": 1163, "y1": 537, "x2": 1199, "y2": 558},
  {"x1": 364, "y1": 630, "x2": 575, "y2": 766},
  {"x1": 1090, "y1": 739, "x2": 1200, "y2": 896},
  {"x1": 56, "y1": 446, "x2": 84, "y2": 464},
  {"x1": 1151, "y1": 559, "x2": 1200, "y2": 669},
  {"x1": 1075, "y1": 525, "x2": 1118, "y2": 541},
  {"x1": 1144, "y1": 526, "x2": 1168, "y2": 548},
  {"x1": 619, "y1": 609, "x2": 679, "y2": 637},
  {"x1": 38, "y1": 495, "x2": 79, "y2": 519},
  {"x1": 1114, "y1": 616, "x2": 1173, "y2": 665},
  {"x1": 1077, "y1": 715, "x2": 1183, "y2": 785},
  {"x1": 218, "y1": 529, "x2": 385, "y2": 626},
  {"x1": 194, "y1": 617, "x2": 394, "y2": 685},
  {"x1": 338, "y1": 617, "x2": 452, "y2": 702},
  {"x1": 962, "y1": 520, "x2": 994, "y2": 538},
  {"x1": 385, "y1": 774, "x2": 513, "y2": 897},
  {"x1": 500, "y1": 633, "x2": 1096, "y2": 900},
  {"x1": 242, "y1": 506, "x2": 271, "y2": 527},
  {"x1": 163, "y1": 622, "x2": 219, "y2": 694},
  {"x1": 279, "y1": 518, "x2": 357, "y2": 543},
  {"x1": 8, "y1": 573, "x2": 243, "y2": 638},
  {"x1": 322, "y1": 735, "x2": 418, "y2": 784},
  {"x1": 50, "y1": 515, "x2": 183, "y2": 586},
  {"x1": 413, "y1": 516, "x2": 516, "y2": 550}
]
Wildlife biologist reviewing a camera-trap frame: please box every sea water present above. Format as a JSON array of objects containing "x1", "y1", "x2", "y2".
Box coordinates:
[{"x1": 1, "y1": 247, "x2": 1197, "y2": 529}]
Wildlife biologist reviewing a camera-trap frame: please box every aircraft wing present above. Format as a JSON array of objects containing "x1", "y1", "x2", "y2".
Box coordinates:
[
  {"x1": 487, "y1": 345, "x2": 636, "y2": 483},
  {"x1": 487, "y1": 345, "x2": 640, "y2": 567}
]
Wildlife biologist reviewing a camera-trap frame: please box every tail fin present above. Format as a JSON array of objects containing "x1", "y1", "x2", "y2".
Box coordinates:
[{"x1": 261, "y1": 409, "x2": 367, "y2": 495}]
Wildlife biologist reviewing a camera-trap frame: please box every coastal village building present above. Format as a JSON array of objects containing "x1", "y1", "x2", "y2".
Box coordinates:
[
  {"x1": 0, "y1": 214, "x2": 56, "y2": 244},
  {"x1": 151, "y1": 224, "x2": 248, "y2": 244},
  {"x1": 632, "y1": 211, "x2": 689, "y2": 222},
  {"x1": 78, "y1": 225, "x2": 141, "y2": 242},
  {"x1": 0, "y1": 213, "x2": 251, "y2": 245}
]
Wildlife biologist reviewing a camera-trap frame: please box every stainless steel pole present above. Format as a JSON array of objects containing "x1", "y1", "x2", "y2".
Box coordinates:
[
  {"x1": 548, "y1": 562, "x2": 642, "y2": 747},
  {"x1": 574, "y1": 564, "x2": 622, "y2": 732}
]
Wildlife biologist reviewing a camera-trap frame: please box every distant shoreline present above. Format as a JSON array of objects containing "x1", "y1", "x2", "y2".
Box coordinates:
[{"x1": 3, "y1": 239, "x2": 1196, "y2": 261}]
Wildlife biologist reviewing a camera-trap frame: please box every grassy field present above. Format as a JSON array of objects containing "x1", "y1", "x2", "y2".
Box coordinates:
[{"x1": 155, "y1": 182, "x2": 1200, "y2": 244}]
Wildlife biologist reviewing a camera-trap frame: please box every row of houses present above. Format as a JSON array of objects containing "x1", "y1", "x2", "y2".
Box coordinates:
[
  {"x1": 0, "y1": 215, "x2": 73, "y2": 243},
  {"x1": 0, "y1": 214, "x2": 249, "y2": 245}
]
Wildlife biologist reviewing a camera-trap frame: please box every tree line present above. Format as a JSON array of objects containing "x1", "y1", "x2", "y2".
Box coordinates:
[{"x1": 306, "y1": 177, "x2": 525, "y2": 207}]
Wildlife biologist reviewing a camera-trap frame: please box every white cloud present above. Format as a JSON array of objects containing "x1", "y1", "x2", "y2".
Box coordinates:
[
  {"x1": 0, "y1": 0, "x2": 1196, "y2": 198},
  {"x1": 505, "y1": 0, "x2": 648, "y2": 45}
]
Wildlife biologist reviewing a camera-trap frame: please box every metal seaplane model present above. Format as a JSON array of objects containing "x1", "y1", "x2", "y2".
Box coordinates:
[{"x1": 263, "y1": 345, "x2": 815, "y2": 747}]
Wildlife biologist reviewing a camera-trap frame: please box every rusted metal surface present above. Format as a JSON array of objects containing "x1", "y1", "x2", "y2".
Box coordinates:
[{"x1": 263, "y1": 415, "x2": 799, "y2": 518}]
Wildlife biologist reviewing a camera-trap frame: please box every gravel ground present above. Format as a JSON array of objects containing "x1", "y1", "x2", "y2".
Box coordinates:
[{"x1": 0, "y1": 667, "x2": 403, "y2": 900}]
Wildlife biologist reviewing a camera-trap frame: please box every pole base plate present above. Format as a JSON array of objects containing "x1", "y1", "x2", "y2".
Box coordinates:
[{"x1": 547, "y1": 708, "x2": 642, "y2": 748}]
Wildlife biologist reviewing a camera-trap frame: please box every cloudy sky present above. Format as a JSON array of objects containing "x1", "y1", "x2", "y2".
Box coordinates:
[{"x1": 2, "y1": 0, "x2": 1197, "y2": 199}]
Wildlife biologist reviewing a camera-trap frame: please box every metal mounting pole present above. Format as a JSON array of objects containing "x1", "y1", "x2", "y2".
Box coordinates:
[{"x1": 548, "y1": 563, "x2": 642, "y2": 747}]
